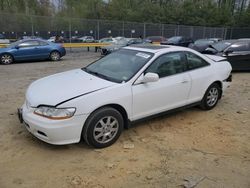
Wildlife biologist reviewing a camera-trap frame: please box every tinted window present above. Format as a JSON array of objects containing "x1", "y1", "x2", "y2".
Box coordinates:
[
  {"x1": 168, "y1": 36, "x2": 182, "y2": 43},
  {"x1": 211, "y1": 41, "x2": 233, "y2": 52},
  {"x1": 146, "y1": 52, "x2": 186, "y2": 78},
  {"x1": 39, "y1": 41, "x2": 48, "y2": 46},
  {"x1": 18, "y1": 40, "x2": 39, "y2": 48},
  {"x1": 227, "y1": 42, "x2": 249, "y2": 51},
  {"x1": 186, "y1": 52, "x2": 209, "y2": 70}
]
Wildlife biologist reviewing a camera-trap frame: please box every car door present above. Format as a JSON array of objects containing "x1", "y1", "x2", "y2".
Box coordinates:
[
  {"x1": 132, "y1": 52, "x2": 192, "y2": 120},
  {"x1": 223, "y1": 41, "x2": 250, "y2": 71},
  {"x1": 184, "y1": 52, "x2": 213, "y2": 104},
  {"x1": 37, "y1": 41, "x2": 52, "y2": 59},
  {"x1": 13, "y1": 40, "x2": 40, "y2": 60}
]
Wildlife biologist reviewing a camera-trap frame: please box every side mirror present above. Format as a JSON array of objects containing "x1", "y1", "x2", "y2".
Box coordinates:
[
  {"x1": 142, "y1": 72, "x2": 159, "y2": 83},
  {"x1": 224, "y1": 49, "x2": 233, "y2": 55},
  {"x1": 15, "y1": 45, "x2": 19, "y2": 49}
]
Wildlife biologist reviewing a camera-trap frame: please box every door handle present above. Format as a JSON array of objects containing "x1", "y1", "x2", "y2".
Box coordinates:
[{"x1": 181, "y1": 79, "x2": 189, "y2": 83}]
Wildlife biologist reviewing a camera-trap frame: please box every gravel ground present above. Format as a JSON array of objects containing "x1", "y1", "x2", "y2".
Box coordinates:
[{"x1": 0, "y1": 50, "x2": 249, "y2": 188}]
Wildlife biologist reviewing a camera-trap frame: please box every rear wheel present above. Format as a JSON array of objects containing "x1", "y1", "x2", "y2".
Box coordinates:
[
  {"x1": 200, "y1": 83, "x2": 221, "y2": 110},
  {"x1": 1, "y1": 54, "x2": 13, "y2": 64},
  {"x1": 83, "y1": 107, "x2": 124, "y2": 148},
  {"x1": 50, "y1": 51, "x2": 61, "y2": 61}
]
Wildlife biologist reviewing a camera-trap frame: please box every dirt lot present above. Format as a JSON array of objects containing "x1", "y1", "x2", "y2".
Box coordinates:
[{"x1": 0, "y1": 50, "x2": 249, "y2": 188}]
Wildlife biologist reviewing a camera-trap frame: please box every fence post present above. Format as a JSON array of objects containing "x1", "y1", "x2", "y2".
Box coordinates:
[
  {"x1": 31, "y1": 16, "x2": 34, "y2": 36},
  {"x1": 97, "y1": 20, "x2": 100, "y2": 40},
  {"x1": 161, "y1": 24, "x2": 164, "y2": 37},
  {"x1": 190, "y1": 26, "x2": 194, "y2": 38},
  {"x1": 223, "y1": 27, "x2": 227, "y2": 39},
  {"x1": 230, "y1": 28, "x2": 233, "y2": 39},
  {"x1": 203, "y1": 27, "x2": 206, "y2": 38},
  {"x1": 122, "y1": 21, "x2": 125, "y2": 37},
  {"x1": 68, "y1": 18, "x2": 72, "y2": 52},
  {"x1": 143, "y1": 23, "x2": 146, "y2": 38},
  {"x1": 69, "y1": 19, "x2": 72, "y2": 43}
]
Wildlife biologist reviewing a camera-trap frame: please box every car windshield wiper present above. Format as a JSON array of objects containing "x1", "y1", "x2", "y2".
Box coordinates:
[{"x1": 82, "y1": 67, "x2": 121, "y2": 83}]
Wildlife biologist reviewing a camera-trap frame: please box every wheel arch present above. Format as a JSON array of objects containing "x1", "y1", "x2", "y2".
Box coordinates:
[
  {"x1": 83, "y1": 103, "x2": 130, "y2": 131},
  {"x1": 50, "y1": 49, "x2": 61, "y2": 55},
  {"x1": 211, "y1": 80, "x2": 223, "y2": 99}
]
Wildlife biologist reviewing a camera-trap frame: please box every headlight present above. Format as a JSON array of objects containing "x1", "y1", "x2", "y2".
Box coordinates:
[{"x1": 34, "y1": 106, "x2": 76, "y2": 120}]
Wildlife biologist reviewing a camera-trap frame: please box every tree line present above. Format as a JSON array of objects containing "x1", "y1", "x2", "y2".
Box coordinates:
[{"x1": 0, "y1": 0, "x2": 250, "y2": 27}]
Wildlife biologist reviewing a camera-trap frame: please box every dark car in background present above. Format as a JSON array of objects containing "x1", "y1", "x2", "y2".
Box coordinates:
[
  {"x1": 189, "y1": 38, "x2": 222, "y2": 53},
  {"x1": 144, "y1": 36, "x2": 166, "y2": 43},
  {"x1": 204, "y1": 40, "x2": 250, "y2": 71},
  {"x1": 161, "y1": 36, "x2": 193, "y2": 47},
  {"x1": 0, "y1": 39, "x2": 66, "y2": 64},
  {"x1": 127, "y1": 38, "x2": 143, "y2": 45}
]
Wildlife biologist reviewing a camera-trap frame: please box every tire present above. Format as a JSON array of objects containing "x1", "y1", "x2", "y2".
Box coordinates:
[
  {"x1": 50, "y1": 51, "x2": 61, "y2": 61},
  {"x1": 83, "y1": 107, "x2": 124, "y2": 148},
  {"x1": 1, "y1": 53, "x2": 13, "y2": 65},
  {"x1": 200, "y1": 83, "x2": 221, "y2": 110}
]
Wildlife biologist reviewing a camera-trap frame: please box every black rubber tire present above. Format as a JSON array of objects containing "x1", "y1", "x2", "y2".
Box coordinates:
[
  {"x1": 0, "y1": 53, "x2": 14, "y2": 65},
  {"x1": 82, "y1": 107, "x2": 124, "y2": 148},
  {"x1": 49, "y1": 51, "x2": 61, "y2": 61},
  {"x1": 200, "y1": 83, "x2": 221, "y2": 110}
]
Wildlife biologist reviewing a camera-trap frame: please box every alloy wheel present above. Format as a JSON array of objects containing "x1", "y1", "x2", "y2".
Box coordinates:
[
  {"x1": 1, "y1": 54, "x2": 13, "y2": 64},
  {"x1": 93, "y1": 116, "x2": 119, "y2": 144},
  {"x1": 50, "y1": 51, "x2": 60, "y2": 61},
  {"x1": 206, "y1": 87, "x2": 219, "y2": 107}
]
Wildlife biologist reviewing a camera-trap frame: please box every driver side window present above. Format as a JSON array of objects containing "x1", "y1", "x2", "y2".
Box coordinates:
[
  {"x1": 145, "y1": 52, "x2": 186, "y2": 78},
  {"x1": 18, "y1": 41, "x2": 40, "y2": 48},
  {"x1": 227, "y1": 42, "x2": 249, "y2": 52}
]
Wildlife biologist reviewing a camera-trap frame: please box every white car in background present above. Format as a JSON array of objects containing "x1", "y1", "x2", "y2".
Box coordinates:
[
  {"x1": 47, "y1": 36, "x2": 55, "y2": 42},
  {"x1": 0, "y1": 34, "x2": 10, "y2": 44},
  {"x1": 78, "y1": 36, "x2": 95, "y2": 43},
  {"x1": 18, "y1": 45, "x2": 232, "y2": 148}
]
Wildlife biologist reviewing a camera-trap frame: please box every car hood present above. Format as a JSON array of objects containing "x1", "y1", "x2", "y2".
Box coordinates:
[
  {"x1": 203, "y1": 47, "x2": 218, "y2": 54},
  {"x1": 26, "y1": 69, "x2": 116, "y2": 107},
  {"x1": 0, "y1": 47, "x2": 10, "y2": 52},
  {"x1": 205, "y1": 54, "x2": 226, "y2": 62},
  {"x1": 163, "y1": 41, "x2": 178, "y2": 44}
]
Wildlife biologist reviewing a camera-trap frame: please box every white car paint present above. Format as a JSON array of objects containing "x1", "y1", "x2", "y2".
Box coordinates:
[
  {"x1": 20, "y1": 45, "x2": 232, "y2": 145},
  {"x1": 0, "y1": 39, "x2": 10, "y2": 44}
]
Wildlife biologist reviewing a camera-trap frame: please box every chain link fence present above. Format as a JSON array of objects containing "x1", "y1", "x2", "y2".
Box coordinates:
[{"x1": 0, "y1": 13, "x2": 247, "y2": 41}]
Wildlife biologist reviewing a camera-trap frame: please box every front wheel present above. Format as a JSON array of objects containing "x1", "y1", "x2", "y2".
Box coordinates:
[
  {"x1": 50, "y1": 51, "x2": 61, "y2": 61},
  {"x1": 82, "y1": 107, "x2": 124, "y2": 148},
  {"x1": 1, "y1": 54, "x2": 14, "y2": 64},
  {"x1": 200, "y1": 83, "x2": 221, "y2": 110}
]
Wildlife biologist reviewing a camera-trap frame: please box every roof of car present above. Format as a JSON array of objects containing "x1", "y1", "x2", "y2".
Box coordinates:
[
  {"x1": 125, "y1": 44, "x2": 191, "y2": 53},
  {"x1": 219, "y1": 40, "x2": 238, "y2": 43}
]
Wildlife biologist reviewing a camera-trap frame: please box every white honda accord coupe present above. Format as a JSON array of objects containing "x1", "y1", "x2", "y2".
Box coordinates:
[{"x1": 18, "y1": 45, "x2": 232, "y2": 148}]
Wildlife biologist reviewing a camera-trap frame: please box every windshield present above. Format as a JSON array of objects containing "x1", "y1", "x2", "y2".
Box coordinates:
[
  {"x1": 211, "y1": 41, "x2": 232, "y2": 52},
  {"x1": 8, "y1": 40, "x2": 22, "y2": 48},
  {"x1": 100, "y1": 38, "x2": 111, "y2": 43},
  {"x1": 83, "y1": 49, "x2": 153, "y2": 83},
  {"x1": 194, "y1": 39, "x2": 214, "y2": 45},
  {"x1": 114, "y1": 39, "x2": 128, "y2": 45},
  {"x1": 168, "y1": 36, "x2": 182, "y2": 43}
]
